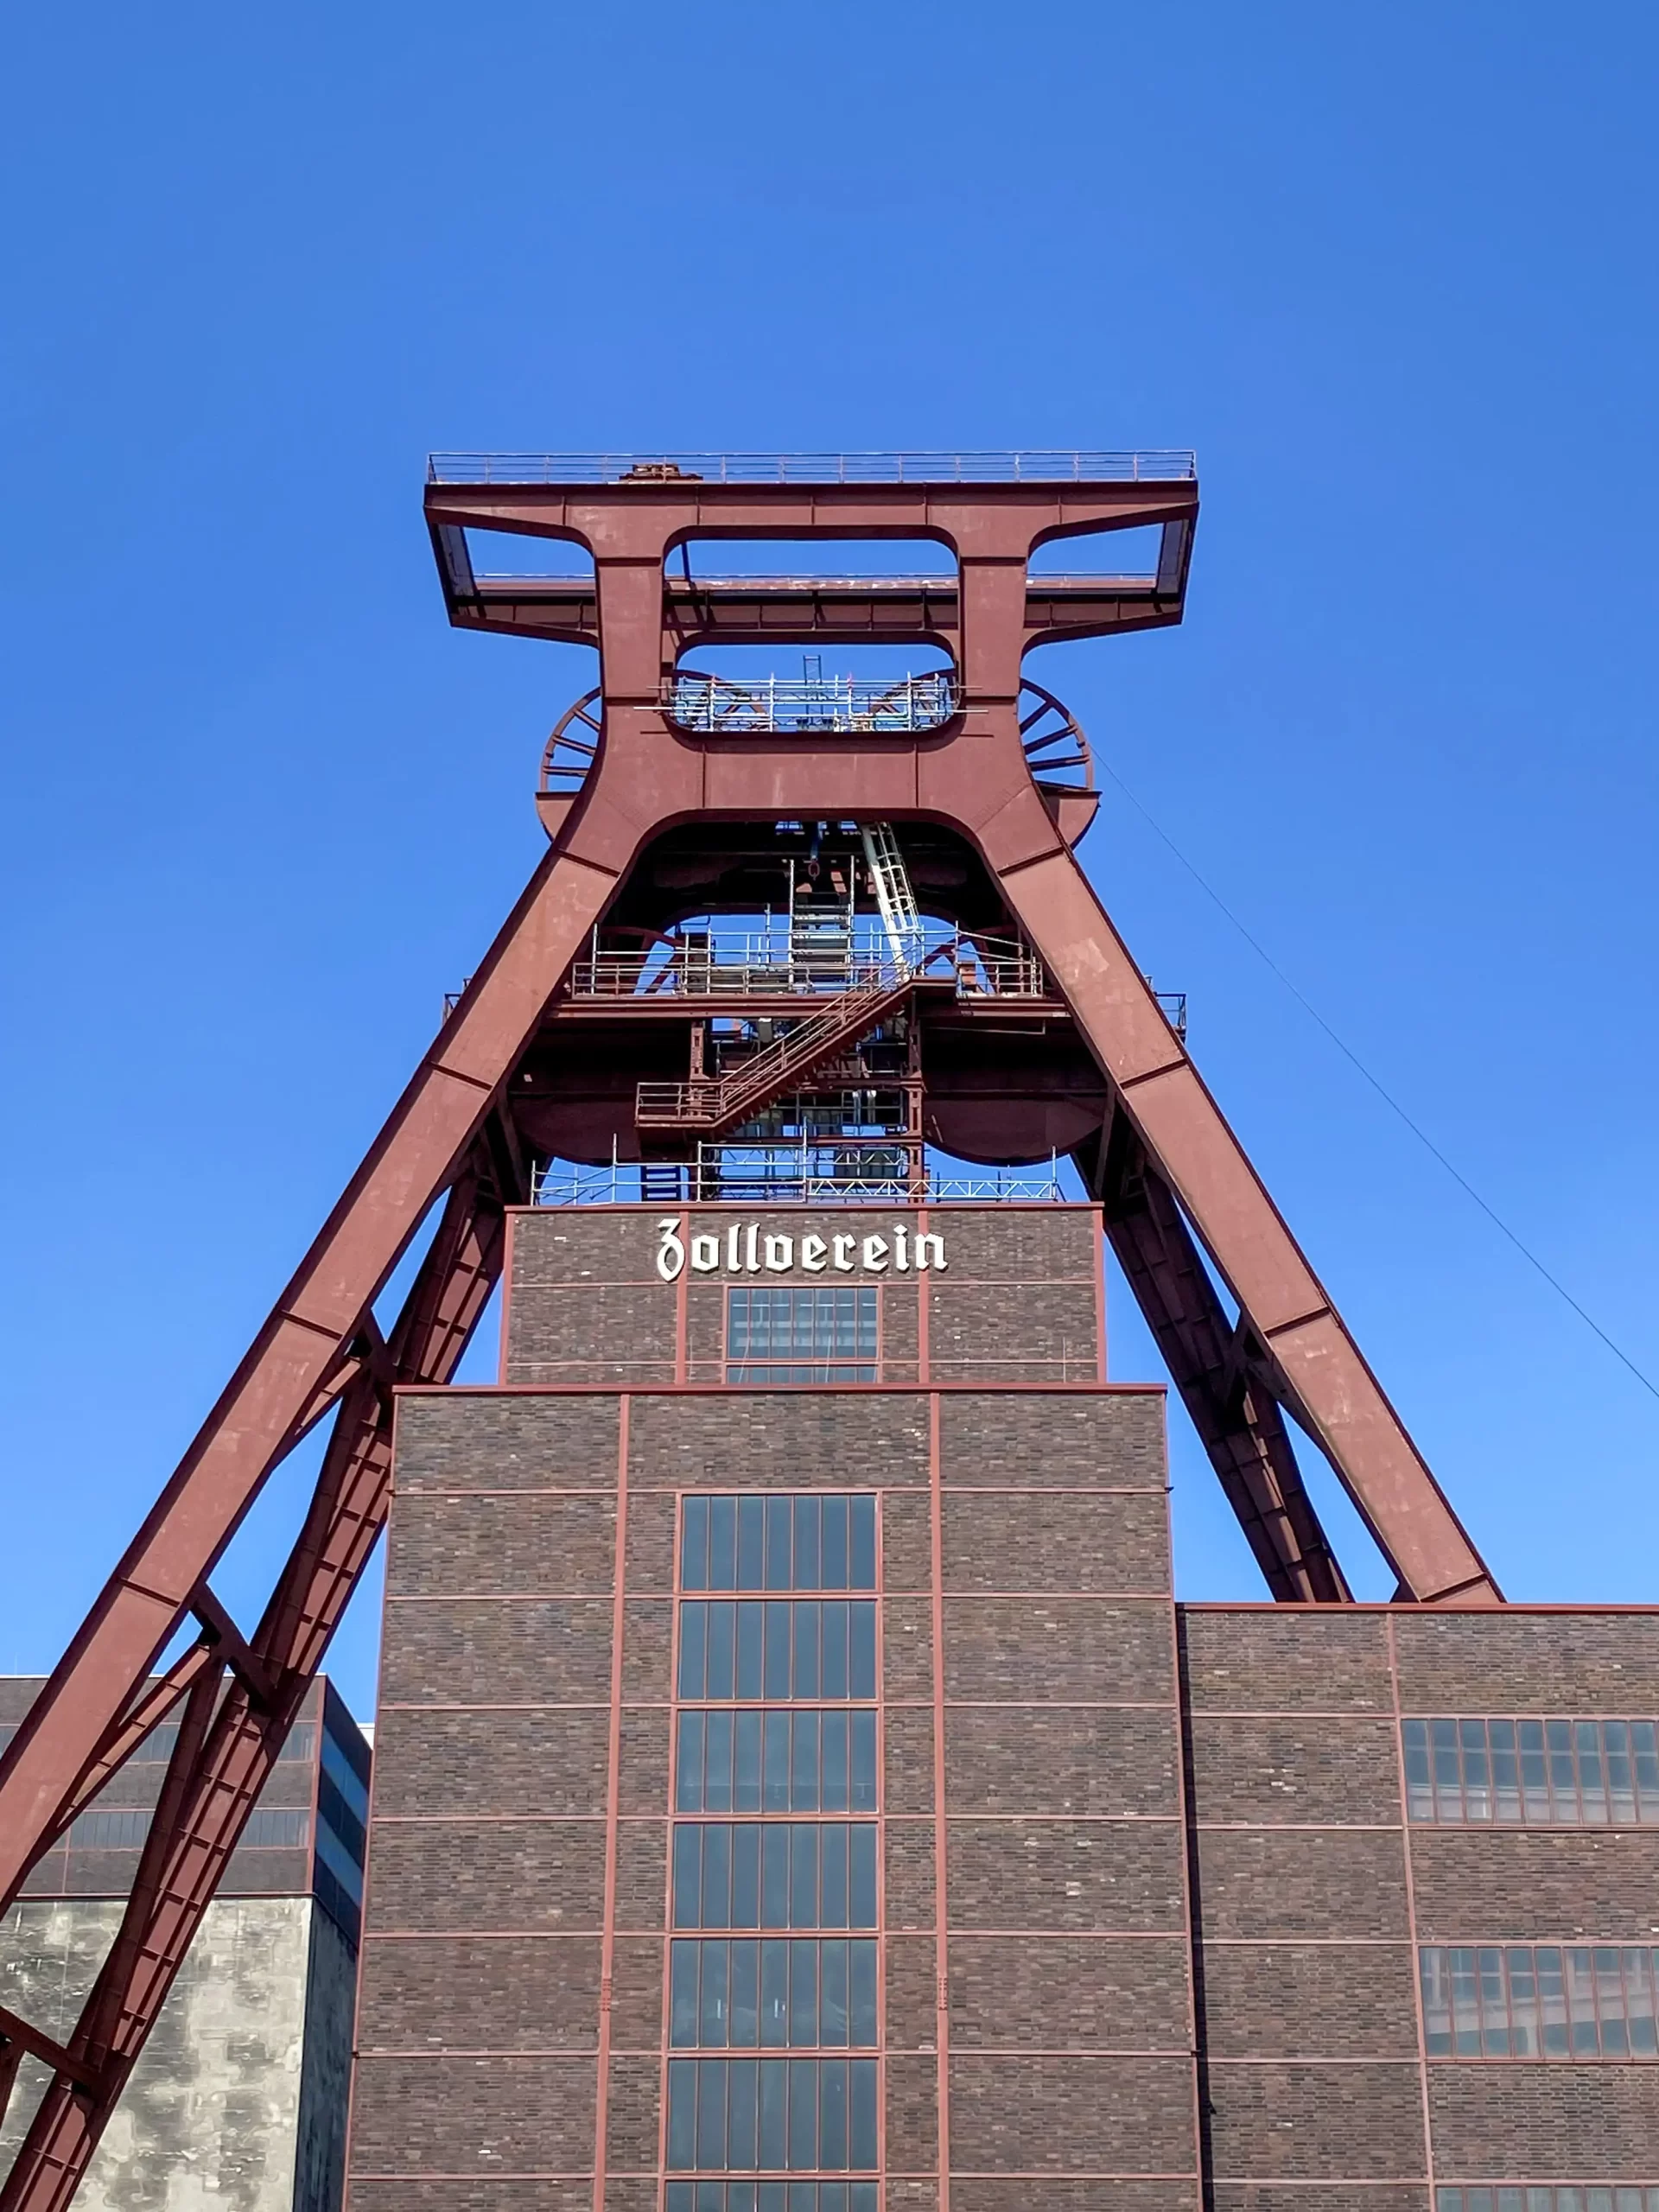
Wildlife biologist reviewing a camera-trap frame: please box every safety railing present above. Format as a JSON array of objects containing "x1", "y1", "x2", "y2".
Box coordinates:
[
  {"x1": 663, "y1": 672, "x2": 956, "y2": 734},
  {"x1": 531, "y1": 1160, "x2": 1066, "y2": 1206},
  {"x1": 567, "y1": 931, "x2": 1044, "y2": 1001},
  {"x1": 429, "y1": 450, "x2": 1198, "y2": 487}
]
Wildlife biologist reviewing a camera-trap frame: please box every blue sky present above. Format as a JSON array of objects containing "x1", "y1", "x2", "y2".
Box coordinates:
[{"x1": 3, "y1": 2, "x2": 1656, "y2": 1720}]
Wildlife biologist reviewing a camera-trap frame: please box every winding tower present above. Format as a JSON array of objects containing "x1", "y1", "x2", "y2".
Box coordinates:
[{"x1": 0, "y1": 450, "x2": 1506, "y2": 2212}]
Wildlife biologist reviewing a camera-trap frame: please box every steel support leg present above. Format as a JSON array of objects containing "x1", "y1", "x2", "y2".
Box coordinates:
[
  {"x1": 0, "y1": 1154, "x2": 510, "y2": 2212},
  {"x1": 1084, "y1": 1119, "x2": 1351, "y2": 1602}
]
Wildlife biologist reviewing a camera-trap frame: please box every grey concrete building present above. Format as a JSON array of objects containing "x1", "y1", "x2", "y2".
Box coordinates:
[{"x1": 0, "y1": 1677, "x2": 368, "y2": 2212}]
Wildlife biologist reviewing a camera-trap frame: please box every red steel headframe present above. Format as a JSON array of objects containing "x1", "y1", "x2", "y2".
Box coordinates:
[{"x1": 0, "y1": 452, "x2": 1498, "y2": 2212}]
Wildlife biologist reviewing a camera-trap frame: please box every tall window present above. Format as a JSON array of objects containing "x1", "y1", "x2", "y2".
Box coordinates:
[
  {"x1": 1404, "y1": 1718, "x2": 1659, "y2": 1826},
  {"x1": 670, "y1": 1495, "x2": 880, "y2": 2212},
  {"x1": 727, "y1": 1289, "x2": 878, "y2": 1384}
]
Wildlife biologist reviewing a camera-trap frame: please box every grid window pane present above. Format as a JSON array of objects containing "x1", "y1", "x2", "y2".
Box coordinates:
[
  {"x1": 668, "y1": 1941, "x2": 877, "y2": 2050},
  {"x1": 1438, "y1": 2196, "x2": 1659, "y2": 2211},
  {"x1": 674, "y1": 1826, "x2": 880, "y2": 1930},
  {"x1": 1421, "y1": 1946, "x2": 1659, "y2": 2058},
  {"x1": 681, "y1": 1499, "x2": 876, "y2": 1596},
  {"x1": 678, "y1": 1708, "x2": 880, "y2": 1810},
  {"x1": 681, "y1": 1604, "x2": 877, "y2": 1701},
  {"x1": 666, "y1": 2061, "x2": 879, "y2": 2171},
  {"x1": 666, "y1": 2190, "x2": 877, "y2": 2212},
  {"x1": 1406, "y1": 1719, "x2": 1659, "y2": 1825},
  {"x1": 727, "y1": 1289, "x2": 879, "y2": 1384}
]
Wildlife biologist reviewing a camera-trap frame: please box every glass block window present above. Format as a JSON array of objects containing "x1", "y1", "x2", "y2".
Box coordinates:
[
  {"x1": 679, "y1": 1602, "x2": 878, "y2": 1704},
  {"x1": 683, "y1": 1497, "x2": 876, "y2": 1594},
  {"x1": 1438, "y1": 2192, "x2": 1659, "y2": 2211},
  {"x1": 1421, "y1": 1946, "x2": 1659, "y2": 2058},
  {"x1": 670, "y1": 1938, "x2": 879, "y2": 2048},
  {"x1": 677, "y1": 1711, "x2": 879, "y2": 1814},
  {"x1": 1405, "y1": 1719, "x2": 1659, "y2": 1826},
  {"x1": 672, "y1": 1823, "x2": 879, "y2": 1931},
  {"x1": 666, "y1": 2187, "x2": 879, "y2": 2212},
  {"x1": 727, "y1": 1288, "x2": 878, "y2": 1384},
  {"x1": 666, "y1": 2057, "x2": 880, "y2": 2172}
]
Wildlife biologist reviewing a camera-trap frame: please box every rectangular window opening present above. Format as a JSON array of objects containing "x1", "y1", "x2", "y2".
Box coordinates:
[
  {"x1": 727, "y1": 1288, "x2": 878, "y2": 1385},
  {"x1": 1405, "y1": 1718, "x2": 1659, "y2": 1827}
]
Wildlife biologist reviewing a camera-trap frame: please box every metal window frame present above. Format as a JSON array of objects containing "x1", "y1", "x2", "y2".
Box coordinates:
[{"x1": 664, "y1": 1491, "x2": 887, "y2": 2212}]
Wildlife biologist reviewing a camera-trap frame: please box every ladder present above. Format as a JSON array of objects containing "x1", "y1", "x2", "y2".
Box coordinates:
[{"x1": 861, "y1": 823, "x2": 922, "y2": 969}]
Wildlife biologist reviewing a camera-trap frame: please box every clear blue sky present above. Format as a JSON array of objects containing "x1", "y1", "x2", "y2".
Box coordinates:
[{"x1": 3, "y1": 3, "x2": 1656, "y2": 1721}]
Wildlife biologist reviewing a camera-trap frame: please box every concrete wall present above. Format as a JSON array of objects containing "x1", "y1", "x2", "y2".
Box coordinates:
[{"x1": 0, "y1": 1896, "x2": 346, "y2": 2212}]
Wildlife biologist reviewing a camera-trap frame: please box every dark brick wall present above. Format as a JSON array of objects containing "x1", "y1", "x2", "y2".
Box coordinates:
[
  {"x1": 353, "y1": 1325, "x2": 1192, "y2": 2203},
  {"x1": 504, "y1": 1204, "x2": 1103, "y2": 1385},
  {"x1": 1184, "y1": 1603, "x2": 1659, "y2": 2198}
]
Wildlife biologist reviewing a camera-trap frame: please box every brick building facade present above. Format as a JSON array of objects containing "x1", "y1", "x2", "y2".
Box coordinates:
[{"x1": 344, "y1": 1203, "x2": 1659, "y2": 2212}]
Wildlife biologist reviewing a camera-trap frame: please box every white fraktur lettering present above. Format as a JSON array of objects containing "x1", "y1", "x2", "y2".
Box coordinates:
[
  {"x1": 657, "y1": 1217, "x2": 686, "y2": 1282},
  {"x1": 653, "y1": 1218, "x2": 946, "y2": 1276}
]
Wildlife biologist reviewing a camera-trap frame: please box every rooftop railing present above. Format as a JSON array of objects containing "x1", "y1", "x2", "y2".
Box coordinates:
[
  {"x1": 664, "y1": 671, "x2": 956, "y2": 734},
  {"x1": 429, "y1": 449, "x2": 1197, "y2": 487},
  {"x1": 531, "y1": 1160, "x2": 1066, "y2": 1206},
  {"x1": 568, "y1": 929, "x2": 1045, "y2": 1001}
]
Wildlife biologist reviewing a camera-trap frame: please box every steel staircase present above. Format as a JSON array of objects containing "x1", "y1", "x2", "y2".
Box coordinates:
[{"x1": 637, "y1": 964, "x2": 941, "y2": 1136}]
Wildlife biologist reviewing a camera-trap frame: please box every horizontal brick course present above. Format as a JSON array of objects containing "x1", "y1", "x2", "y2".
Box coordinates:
[
  {"x1": 1185, "y1": 1713, "x2": 1402, "y2": 1827},
  {"x1": 393, "y1": 1393, "x2": 620, "y2": 1491},
  {"x1": 1395, "y1": 1611, "x2": 1659, "y2": 1713},
  {"x1": 380, "y1": 1597, "x2": 613, "y2": 1707},
  {"x1": 363, "y1": 1820, "x2": 607, "y2": 1932},
  {"x1": 372, "y1": 1711, "x2": 609, "y2": 1819},
  {"x1": 1206, "y1": 2059, "x2": 1426, "y2": 2179},
  {"x1": 1428, "y1": 2063, "x2": 1659, "y2": 2172},
  {"x1": 949, "y1": 1933, "x2": 1190, "y2": 2048},
  {"x1": 1179, "y1": 1608, "x2": 1393, "y2": 1712},
  {"x1": 885, "y1": 1936, "x2": 937, "y2": 2052},
  {"x1": 629, "y1": 1392, "x2": 930, "y2": 1489},
  {"x1": 357, "y1": 1936, "x2": 602, "y2": 2050},
  {"x1": 1199, "y1": 1942, "x2": 1419, "y2": 2060},
  {"x1": 390, "y1": 1496, "x2": 618, "y2": 1597},
  {"x1": 1192, "y1": 1827, "x2": 1409, "y2": 1941},
  {"x1": 948, "y1": 2053, "x2": 1195, "y2": 2171},
  {"x1": 1411, "y1": 1826, "x2": 1659, "y2": 1939},
  {"x1": 350, "y1": 2054, "x2": 597, "y2": 2171},
  {"x1": 941, "y1": 1491, "x2": 1169, "y2": 1594},
  {"x1": 946, "y1": 1819, "x2": 1185, "y2": 1932},
  {"x1": 938, "y1": 1389, "x2": 1164, "y2": 1490},
  {"x1": 944, "y1": 1598, "x2": 1173, "y2": 1702},
  {"x1": 886, "y1": 2050, "x2": 940, "y2": 2172},
  {"x1": 944, "y1": 1706, "x2": 1179, "y2": 1817}
]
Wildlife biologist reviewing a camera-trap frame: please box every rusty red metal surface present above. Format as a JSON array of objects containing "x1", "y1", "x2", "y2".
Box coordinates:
[{"x1": 0, "y1": 453, "x2": 1498, "y2": 2210}]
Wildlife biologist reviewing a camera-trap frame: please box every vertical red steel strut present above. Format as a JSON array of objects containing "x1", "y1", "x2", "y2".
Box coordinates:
[{"x1": 0, "y1": 452, "x2": 1499, "y2": 2211}]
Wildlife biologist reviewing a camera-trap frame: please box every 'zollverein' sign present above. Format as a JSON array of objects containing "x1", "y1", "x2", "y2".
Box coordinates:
[{"x1": 656, "y1": 1218, "x2": 947, "y2": 1284}]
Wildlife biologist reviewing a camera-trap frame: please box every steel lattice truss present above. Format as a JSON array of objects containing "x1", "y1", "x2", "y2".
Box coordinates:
[{"x1": 0, "y1": 456, "x2": 1498, "y2": 2210}]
